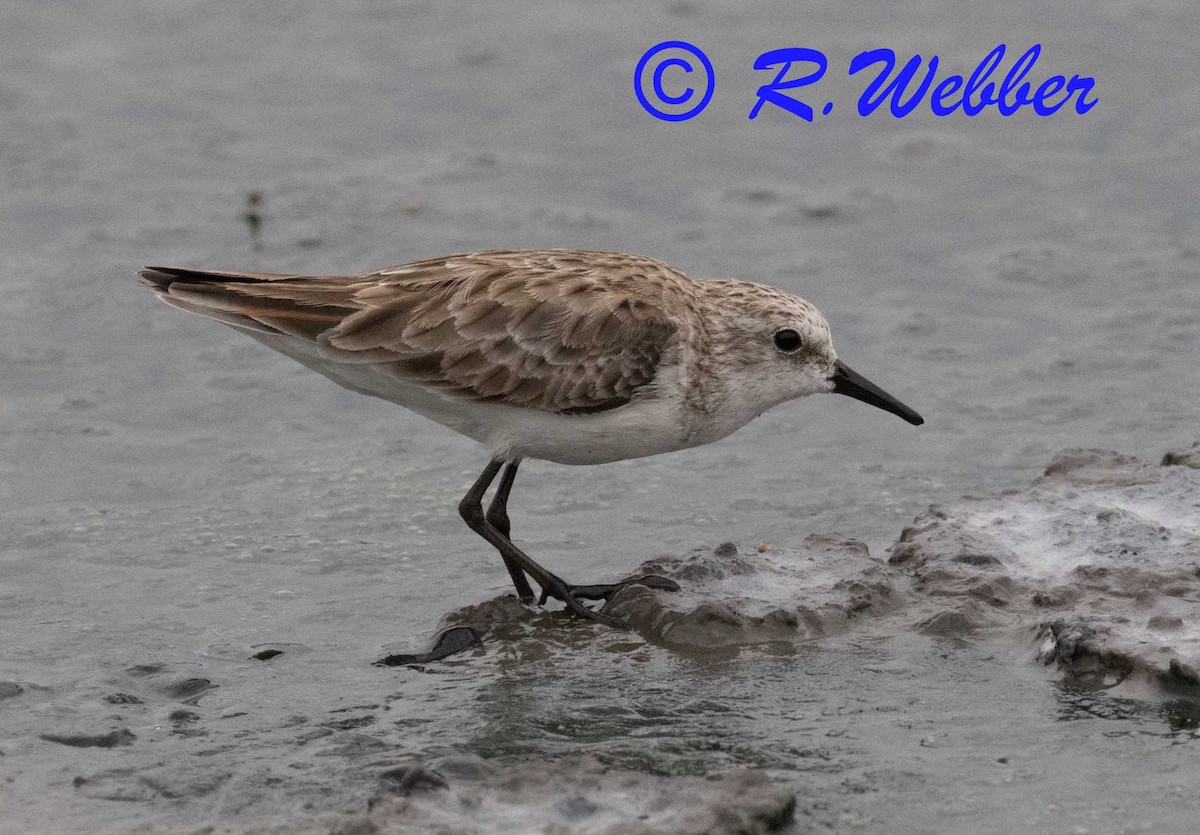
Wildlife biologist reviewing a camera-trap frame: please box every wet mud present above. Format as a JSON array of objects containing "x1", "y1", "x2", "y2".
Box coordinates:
[
  {"x1": 158, "y1": 443, "x2": 1195, "y2": 834},
  {"x1": 6, "y1": 437, "x2": 1200, "y2": 833}
]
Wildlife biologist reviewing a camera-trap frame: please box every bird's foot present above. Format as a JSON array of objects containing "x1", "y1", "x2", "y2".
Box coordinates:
[
  {"x1": 529, "y1": 573, "x2": 624, "y2": 627},
  {"x1": 538, "y1": 573, "x2": 680, "y2": 605}
]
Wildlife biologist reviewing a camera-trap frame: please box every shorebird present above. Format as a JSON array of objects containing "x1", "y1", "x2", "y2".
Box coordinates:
[{"x1": 139, "y1": 249, "x2": 923, "y2": 625}]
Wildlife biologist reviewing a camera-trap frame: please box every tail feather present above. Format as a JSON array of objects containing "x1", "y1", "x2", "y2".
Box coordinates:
[
  {"x1": 139, "y1": 266, "x2": 351, "y2": 339},
  {"x1": 138, "y1": 266, "x2": 300, "y2": 289}
]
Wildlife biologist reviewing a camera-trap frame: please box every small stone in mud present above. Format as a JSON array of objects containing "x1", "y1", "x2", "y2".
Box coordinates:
[
  {"x1": 252, "y1": 648, "x2": 284, "y2": 661},
  {"x1": 1148, "y1": 614, "x2": 1185, "y2": 631},
  {"x1": 0, "y1": 682, "x2": 23, "y2": 700},
  {"x1": 41, "y1": 729, "x2": 136, "y2": 748},
  {"x1": 72, "y1": 770, "x2": 159, "y2": 802},
  {"x1": 714, "y1": 542, "x2": 738, "y2": 558},
  {"x1": 919, "y1": 611, "x2": 977, "y2": 638},
  {"x1": 376, "y1": 764, "x2": 448, "y2": 797},
  {"x1": 950, "y1": 551, "x2": 1008, "y2": 571},
  {"x1": 1161, "y1": 442, "x2": 1200, "y2": 469},
  {"x1": 887, "y1": 542, "x2": 921, "y2": 565},
  {"x1": 162, "y1": 678, "x2": 216, "y2": 702},
  {"x1": 1168, "y1": 659, "x2": 1200, "y2": 686},
  {"x1": 322, "y1": 715, "x2": 376, "y2": 731},
  {"x1": 169, "y1": 710, "x2": 200, "y2": 724},
  {"x1": 952, "y1": 553, "x2": 1005, "y2": 570},
  {"x1": 1032, "y1": 590, "x2": 1070, "y2": 607},
  {"x1": 104, "y1": 692, "x2": 143, "y2": 705}
]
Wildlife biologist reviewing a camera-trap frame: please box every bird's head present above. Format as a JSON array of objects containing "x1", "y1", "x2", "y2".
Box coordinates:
[{"x1": 701, "y1": 280, "x2": 924, "y2": 426}]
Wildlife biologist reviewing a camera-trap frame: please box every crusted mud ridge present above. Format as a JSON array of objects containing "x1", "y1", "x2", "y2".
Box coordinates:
[
  {"x1": 890, "y1": 446, "x2": 1200, "y2": 694},
  {"x1": 427, "y1": 531, "x2": 897, "y2": 655},
  {"x1": 436, "y1": 444, "x2": 1200, "y2": 697}
]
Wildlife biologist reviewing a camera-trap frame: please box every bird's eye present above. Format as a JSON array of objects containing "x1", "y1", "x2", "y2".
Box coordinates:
[{"x1": 773, "y1": 328, "x2": 803, "y2": 353}]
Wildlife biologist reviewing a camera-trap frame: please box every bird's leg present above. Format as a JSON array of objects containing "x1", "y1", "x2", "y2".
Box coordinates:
[
  {"x1": 458, "y1": 459, "x2": 620, "y2": 626},
  {"x1": 483, "y1": 460, "x2": 536, "y2": 603}
]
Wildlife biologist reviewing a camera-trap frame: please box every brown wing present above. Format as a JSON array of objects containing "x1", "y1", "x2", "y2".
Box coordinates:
[{"x1": 139, "y1": 249, "x2": 690, "y2": 415}]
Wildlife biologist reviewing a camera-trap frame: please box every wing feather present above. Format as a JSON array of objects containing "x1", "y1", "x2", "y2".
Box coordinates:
[{"x1": 140, "y1": 250, "x2": 690, "y2": 415}]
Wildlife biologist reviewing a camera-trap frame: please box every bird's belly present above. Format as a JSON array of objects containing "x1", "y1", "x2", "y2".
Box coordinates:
[
  {"x1": 489, "y1": 397, "x2": 694, "y2": 465},
  {"x1": 247, "y1": 332, "x2": 694, "y2": 465},
  {"x1": 355, "y1": 373, "x2": 691, "y2": 465}
]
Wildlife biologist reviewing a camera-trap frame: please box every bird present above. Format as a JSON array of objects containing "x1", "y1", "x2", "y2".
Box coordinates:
[{"x1": 138, "y1": 249, "x2": 923, "y2": 625}]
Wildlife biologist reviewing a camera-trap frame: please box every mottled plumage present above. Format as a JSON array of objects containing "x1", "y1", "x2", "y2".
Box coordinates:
[
  {"x1": 143, "y1": 250, "x2": 689, "y2": 417},
  {"x1": 138, "y1": 248, "x2": 922, "y2": 625}
]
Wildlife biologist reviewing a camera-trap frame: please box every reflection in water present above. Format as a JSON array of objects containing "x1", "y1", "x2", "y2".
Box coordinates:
[
  {"x1": 1055, "y1": 684, "x2": 1200, "y2": 738},
  {"x1": 420, "y1": 633, "x2": 832, "y2": 777}
]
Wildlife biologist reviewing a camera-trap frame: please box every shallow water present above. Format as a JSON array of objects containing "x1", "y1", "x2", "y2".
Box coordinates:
[{"x1": 2, "y1": 1, "x2": 1199, "y2": 832}]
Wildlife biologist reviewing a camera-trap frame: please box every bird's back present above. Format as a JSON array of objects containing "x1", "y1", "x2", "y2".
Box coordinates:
[{"x1": 140, "y1": 251, "x2": 702, "y2": 449}]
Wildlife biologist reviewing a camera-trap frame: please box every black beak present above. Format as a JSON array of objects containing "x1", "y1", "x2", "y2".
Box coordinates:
[{"x1": 831, "y1": 360, "x2": 924, "y2": 426}]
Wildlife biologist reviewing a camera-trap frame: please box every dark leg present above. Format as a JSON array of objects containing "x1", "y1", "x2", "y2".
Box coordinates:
[
  {"x1": 484, "y1": 460, "x2": 535, "y2": 603},
  {"x1": 458, "y1": 459, "x2": 620, "y2": 626},
  {"x1": 485, "y1": 462, "x2": 677, "y2": 603}
]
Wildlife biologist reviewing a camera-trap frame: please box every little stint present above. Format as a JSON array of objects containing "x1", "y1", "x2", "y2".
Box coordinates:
[{"x1": 139, "y1": 249, "x2": 923, "y2": 624}]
